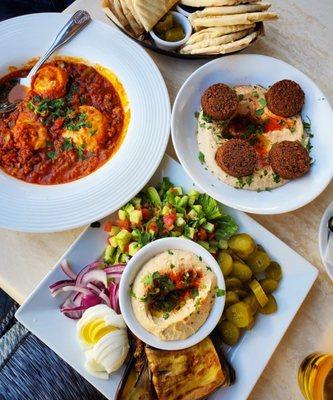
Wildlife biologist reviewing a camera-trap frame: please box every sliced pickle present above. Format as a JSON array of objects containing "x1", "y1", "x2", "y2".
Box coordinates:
[
  {"x1": 225, "y1": 301, "x2": 252, "y2": 328},
  {"x1": 218, "y1": 320, "x2": 240, "y2": 346},
  {"x1": 232, "y1": 261, "x2": 253, "y2": 282},
  {"x1": 225, "y1": 291, "x2": 239, "y2": 306},
  {"x1": 218, "y1": 251, "x2": 233, "y2": 277},
  {"x1": 154, "y1": 14, "x2": 174, "y2": 36},
  {"x1": 258, "y1": 294, "x2": 278, "y2": 314},
  {"x1": 233, "y1": 288, "x2": 248, "y2": 299},
  {"x1": 244, "y1": 316, "x2": 255, "y2": 330},
  {"x1": 243, "y1": 294, "x2": 259, "y2": 315},
  {"x1": 259, "y1": 278, "x2": 278, "y2": 294},
  {"x1": 247, "y1": 250, "x2": 271, "y2": 274},
  {"x1": 265, "y1": 261, "x2": 282, "y2": 281},
  {"x1": 249, "y1": 279, "x2": 269, "y2": 307},
  {"x1": 225, "y1": 277, "x2": 242, "y2": 290},
  {"x1": 228, "y1": 233, "x2": 256, "y2": 259},
  {"x1": 165, "y1": 25, "x2": 185, "y2": 42}
]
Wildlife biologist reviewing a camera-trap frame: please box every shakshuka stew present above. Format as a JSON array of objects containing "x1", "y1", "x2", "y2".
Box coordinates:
[{"x1": 0, "y1": 59, "x2": 128, "y2": 184}]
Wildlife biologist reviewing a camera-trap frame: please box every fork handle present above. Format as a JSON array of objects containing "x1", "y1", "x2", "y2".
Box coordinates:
[{"x1": 27, "y1": 10, "x2": 91, "y2": 80}]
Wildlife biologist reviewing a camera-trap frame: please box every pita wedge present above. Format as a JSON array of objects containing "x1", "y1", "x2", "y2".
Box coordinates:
[
  {"x1": 186, "y1": 24, "x2": 255, "y2": 44},
  {"x1": 133, "y1": 0, "x2": 178, "y2": 32},
  {"x1": 124, "y1": 0, "x2": 144, "y2": 28},
  {"x1": 120, "y1": 0, "x2": 144, "y2": 36},
  {"x1": 182, "y1": 28, "x2": 253, "y2": 52},
  {"x1": 189, "y1": 11, "x2": 278, "y2": 30},
  {"x1": 181, "y1": 29, "x2": 259, "y2": 54},
  {"x1": 180, "y1": 0, "x2": 261, "y2": 6},
  {"x1": 102, "y1": 0, "x2": 129, "y2": 30},
  {"x1": 200, "y1": 3, "x2": 271, "y2": 16}
]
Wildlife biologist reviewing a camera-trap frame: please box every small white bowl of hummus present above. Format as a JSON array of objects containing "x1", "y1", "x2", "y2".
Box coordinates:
[{"x1": 119, "y1": 237, "x2": 225, "y2": 350}]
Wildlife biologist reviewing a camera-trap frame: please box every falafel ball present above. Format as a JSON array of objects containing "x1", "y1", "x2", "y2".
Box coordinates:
[
  {"x1": 201, "y1": 83, "x2": 239, "y2": 121},
  {"x1": 215, "y1": 139, "x2": 258, "y2": 177},
  {"x1": 266, "y1": 79, "x2": 305, "y2": 117},
  {"x1": 269, "y1": 140, "x2": 310, "y2": 180}
]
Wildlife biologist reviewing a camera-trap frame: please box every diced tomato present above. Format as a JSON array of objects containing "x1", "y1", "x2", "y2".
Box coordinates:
[
  {"x1": 163, "y1": 212, "x2": 176, "y2": 231},
  {"x1": 208, "y1": 232, "x2": 215, "y2": 241},
  {"x1": 116, "y1": 219, "x2": 131, "y2": 231},
  {"x1": 148, "y1": 221, "x2": 159, "y2": 234},
  {"x1": 197, "y1": 227, "x2": 207, "y2": 241},
  {"x1": 124, "y1": 243, "x2": 130, "y2": 253},
  {"x1": 142, "y1": 208, "x2": 150, "y2": 220},
  {"x1": 53, "y1": 117, "x2": 64, "y2": 130},
  {"x1": 104, "y1": 221, "x2": 113, "y2": 232}
]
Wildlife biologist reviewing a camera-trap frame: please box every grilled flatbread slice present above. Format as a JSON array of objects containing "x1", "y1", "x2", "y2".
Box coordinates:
[
  {"x1": 124, "y1": 0, "x2": 144, "y2": 28},
  {"x1": 189, "y1": 11, "x2": 278, "y2": 30},
  {"x1": 133, "y1": 0, "x2": 178, "y2": 31},
  {"x1": 102, "y1": 0, "x2": 127, "y2": 29},
  {"x1": 201, "y1": 3, "x2": 271, "y2": 15},
  {"x1": 180, "y1": 0, "x2": 261, "y2": 6},
  {"x1": 181, "y1": 29, "x2": 259, "y2": 54},
  {"x1": 182, "y1": 28, "x2": 253, "y2": 52},
  {"x1": 186, "y1": 24, "x2": 255, "y2": 44},
  {"x1": 120, "y1": 0, "x2": 144, "y2": 36}
]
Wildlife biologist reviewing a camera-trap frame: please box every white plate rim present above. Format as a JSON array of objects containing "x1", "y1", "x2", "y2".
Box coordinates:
[{"x1": 318, "y1": 200, "x2": 333, "y2": 281}]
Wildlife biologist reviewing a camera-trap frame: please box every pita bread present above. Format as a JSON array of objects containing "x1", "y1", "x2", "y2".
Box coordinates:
[
  {"x1": 180, "y1": 0, "x2": 260, "y2": 6},
  {"x1": 102, "y1": 0, "x2": 128, "y2": 30},
  {"x1": 133, "y1": 0, "x2": 178, "y2": 32},
  {"x1": 186, "y1": 24, "x2": 255, "y2": 44},
  {"x1": 180, "y1": 30, "x2": 258, "y2": 54},
  {"x1": 125, "y1": 0, "x2": 144, "y2": 28},
  {"x1": 189, "y1": 11, "x2": 278, "y2": 30},
  {"x1": 182, "y1": 28, "x2": 253, "y2": 52},
  {"x1": 200, "y1": 3, "x2": 271, "y2": 16},
  {"x1": 120, "y1": 0, "x2": 144, "y2": 36}
]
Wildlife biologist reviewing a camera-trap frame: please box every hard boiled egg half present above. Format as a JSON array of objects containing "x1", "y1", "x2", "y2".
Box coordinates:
[{"x1": 77, "y1": 304, "x2": 129, "y2": 379}]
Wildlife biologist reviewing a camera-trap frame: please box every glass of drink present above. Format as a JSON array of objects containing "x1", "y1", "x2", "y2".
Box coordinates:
[{"x1": 298, "y1": 353, "x2": 333, "y2": 400}]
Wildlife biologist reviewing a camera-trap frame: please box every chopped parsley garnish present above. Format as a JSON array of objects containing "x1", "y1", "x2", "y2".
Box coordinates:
[
  {"x1": 62, "y1": 138, "x2": 73, "y2": 151},
  {"x1": 206, "y1": 266, "x2": 212, "y2": 271},
  {"x1": 255, "y1": 108, "x2": 265, "y2": 117},
  {"x1": 202, "y1": 113, "x2": 213, "y2": 123},
  {"x1": 76, "y1": 144, "x2": 86, "y2": 160},
  {"x1": 194, "y1": 111, "x2": 200, "y2": 118},
  {"x1": 170, "y1": 263, "x2": 176, "y2": 269},
  {"x1": 65, "y1": 112, "x2": 92, "y2": 131},
  {"x1": 163, "y1": 312, "x2": 170, "y2": 320},
  {"x1": 245, "y1": 174, "x2": 254, "y2": 186},
  {"x1": 272, "y1": 173, "x2": 281, "y2": 183},
  {"x1": 191, "y1": 287, "x2": 199, "y2": 299},
  {"x1": 142, "y1": 273, "x2": 153, "y2": 286},
  {"x1": 238, "y1": 94, "x2": 244, "y2": 101},
  {"x1": 258, "y1": 98, "x2": 267, "y2": 108},
  {"x1": 168, "y1": 250, "x2": 174, "y2": 255},
  {"x1": 198, "y1": 151, "x2": 205, "y2": 164},
  {"x1": 129, "y1": 287, "x2": 137, "y2": 298},
  {"x1": 252, "y1": 91, "x2": 259, "y2": 98},
  {"x1": 88, "y1": 128, "x2": 98, "y2": 136},
  {"x1": 216, "y1": 288, "x2": 225, "y2": 297},
  {"x1": 236, "y1": 177, "x2": 246, "y2": 188},
  {"x1": 47, "y1": 151, "x2": 56, "y2": 160}
]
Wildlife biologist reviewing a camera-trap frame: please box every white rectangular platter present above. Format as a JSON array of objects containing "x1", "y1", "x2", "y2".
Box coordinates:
[{"x1": 16, "y1": 154, "x2": 318, "y2": 400}]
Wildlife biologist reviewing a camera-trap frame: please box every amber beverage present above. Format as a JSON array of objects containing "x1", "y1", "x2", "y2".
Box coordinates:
[{"x1": 298, "y1": 353, "x2": 333, "y2": 400}]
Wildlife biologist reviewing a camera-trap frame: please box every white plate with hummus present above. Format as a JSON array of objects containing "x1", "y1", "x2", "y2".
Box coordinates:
[
  {"x1": 119, "y1": 237, "x2": 225, "y2": 350},
  {"x1": 16, "y1": 155, "x2": 318, "y2": 400},
  {"x1": 171, "y1": 54, "x2": 333, "y2": 214}
]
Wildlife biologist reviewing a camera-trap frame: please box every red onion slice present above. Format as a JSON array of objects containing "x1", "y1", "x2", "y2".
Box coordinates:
[
  {"x1": 81, "y1": 269, "x2": 107, "y2": 288},
  {"x1": 60, "y1": 259, "x2": 77, "y2": 280}
]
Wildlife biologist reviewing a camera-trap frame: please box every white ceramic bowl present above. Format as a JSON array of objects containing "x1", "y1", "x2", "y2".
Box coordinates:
[
  {"x1": 119, "y1": 237, "x2": 225, "y2": 350},
  {"x1": 171, "y1": 54, "x2": 333, "y2": 215},
  {"x1": 149, "y1": 11, "x2": 192, "y2": 51},
  {"x1": 175, "y1": 4, "x2": 193, "y2": 18}
]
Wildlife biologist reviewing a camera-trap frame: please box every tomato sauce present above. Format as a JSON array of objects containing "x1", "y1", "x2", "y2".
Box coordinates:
[{"x1": 0, "y1": 59, "x2": 128, "y2": 184}]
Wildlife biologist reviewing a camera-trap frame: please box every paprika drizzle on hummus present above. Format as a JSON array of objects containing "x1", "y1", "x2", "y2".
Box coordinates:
[
  {"x1": 0, "y1": 58, "x2": 129, "y2": 184},
  {"x1": 130, "y1": 249, "x2": 217, "y2": 341}
]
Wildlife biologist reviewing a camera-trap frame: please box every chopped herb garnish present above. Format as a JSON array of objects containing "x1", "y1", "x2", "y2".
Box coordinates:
[
  {"x1": 163, "y1": 312, "x2": 170, "y2": 320},
  {"x1": 273, "y1": 173, "x2": 281, "y2": 183},
  {"x1": 236, "y1": 177, "x2": 246, "y2": 188},
  {"x1": 264, "y1": 169, "x2": 268, "y2": 176},
  {"x1": 198, "y1": 151, "x2": 205, "y2": 164},
  {"x1": 142, "y1": 273, "x2": 153, "y2": 286},
  {"x1": 216, "y1": 288, "x2": 225, "y2": 297},
  {"x1": 198, "y1": 256, "x2": 202, "y2": 261},
  {"x1": 258, "y1": 98, "x2": 267, "y2": 108},
  {"x1": 194, "y1": 111, "x2": 200, "y2": 118},
  {"x1": 62, "y1": 138, "x2": 73, "y2": 151},
  {"x1": 238, "y1": 94, "x2": 244, "y2": 101},
  {"x1": 76, "y1": 144, "x2": 86, "y2": 160},
  {"x1": 47, "y1": 151, "x2": 56, "y2": 160},
  {"x1": 170, "y1": 263, "x2": 176, "y2": 269},
  {"x1": 202, "y1": 113, "x2": 213, "y2": 123},
  {"x1": 129, "y1": 287, "x2": 137, "y2": 298},
  {"x1": 245, "y1": 174, "x2": 254, "y2": 186},
  {"x1": 88, "y1": 128, "x2": 98, "y2": 136},
  {"x1": 191, "y1": 287, "x2": 199, "y2": 299},
  {"x1": 255, "y1": 108, "x2": 265, "y2": 117},
  {"x1": 252, "y1": 91, "x2": 259, "y2": 98},
  {"x1": 206, "y1": 266, "x2": 212, "y2": 271},
  {"x1": 168, "y1": 250, "x2": 174, "y2": 255}
]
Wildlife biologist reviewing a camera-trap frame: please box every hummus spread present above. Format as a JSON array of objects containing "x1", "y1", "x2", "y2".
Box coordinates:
[
  {"x1": 197, "y1": 85, "x2": 308, "y2": 191},
  {"x1": 131, "y1": 249, "x2": 217, "y2": 341}
]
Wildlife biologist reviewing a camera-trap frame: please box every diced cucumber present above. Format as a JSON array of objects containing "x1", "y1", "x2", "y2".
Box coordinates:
[
  {"x1": 129, "y1": 209, "x2": 142, "y2": 225},
  {"x1": 187, "y1": 209, "x2": 198, "y2": 220},
  {"x1": 131, "y1": 229, "x2": 140, "y2": 240},
  {"x1": 188, "y1": 189, "x2": 200, "y2": 206},
  {"x1": 203, "y1": 222, "x2": 215, "y2": 233},
  {"x1": 109, "y1": 236, "x2": 118, "y2": 248},
  {"x1": 104, "y1": 245, "x2": 115, "y2": 263},
  {"x1": 199, "y1": 217, "x2": 207, "y2": 226},
  {"x1": 218, "y1": 239, "x2": 228, "y2": 249},
  {"x1": 184, "y1": 226, "x2": 196, "y2": 239},
  {"x1": 124, "y1": 204, "x2": 135, "y2": 214},
  {"x1": 128, "y1": 242, "x2": 141, "y2": 256},
  {"x1": 171, "y1": 230, "x2": 182, "y2": 237},
  {"x1": 118, "y1": 209, "x2": 127, "y2": 221},
  {"x1": 176, "y1": 216, "x2": 186, "y2": 227},
  {"x1": 113, "y1": 248, "x2": 122, "y2": 264},
  {"x1": 131, "y1": 197, "x2": 141, "y2": 207},
  {"x1": 120, "y1": 253, "x2": 128, "y2": 263},
  {"x1": 110, "y1": 226, "x2": 120, "y2": 236},
  {"x1": 162, "y1": 205, "x2": 171, "y2": 216},
  {"x1": 173, "y1": 187, "x2": 183, "y2": 195},
  {"x1": 193, "y1": 205, "x2": 203, "y2": 214},
  {"x1": 146, "y1": 187, "x2": 161, "y2": 207},
  {"x1": 197, "y1": 240, "x2": 210, "y2": 250},
  {"x1": 116, "y1": 229, "x2": 132, "y2": 252},
  {"x1": 178, "y1": 195, "x2": 188, "y2": 209}
]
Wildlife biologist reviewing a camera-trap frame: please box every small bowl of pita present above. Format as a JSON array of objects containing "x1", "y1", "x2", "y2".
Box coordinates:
[{"x1": 101, "y1": 0, "x2": 278, "y2": 59}]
